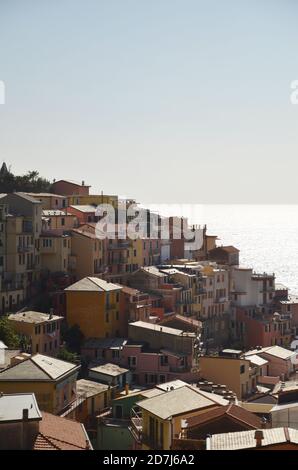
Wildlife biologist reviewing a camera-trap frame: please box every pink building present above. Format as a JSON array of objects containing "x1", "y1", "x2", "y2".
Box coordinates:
[
  {"x1": 67, "y1": 205, "x2": 98, "y2": 225},
  {"x1": 52, "y1": 180, "x2": 90, "y2": 196},
  {"x1": 245, "y1": 345, "x2": 297, "y2": 381},
  {"x1": 82, "y1": 339, "x2": 197, "y2": 386}
]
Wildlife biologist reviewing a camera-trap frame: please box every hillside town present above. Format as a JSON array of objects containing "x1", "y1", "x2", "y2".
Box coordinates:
[{"x1": 1, "y1": 166, "x2": 298, "y2": 451}]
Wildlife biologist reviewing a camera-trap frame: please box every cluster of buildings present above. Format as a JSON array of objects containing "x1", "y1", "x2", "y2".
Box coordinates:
[{"x1": 1, "y1": 174, "x2": 298, "y2": 450}]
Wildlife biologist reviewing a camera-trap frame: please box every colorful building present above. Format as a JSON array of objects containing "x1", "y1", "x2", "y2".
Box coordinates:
[
  {"x1": 52, "y1": 179, "x2": 90, "y2": 196},
  {"x1": 199, "y1": 351, "x2": 259, "y2": 400},
  {"x1": 130, "y1": 384, "x2": 228, "y2": 450},
  {"x1": 65, "y1": 277, "x2": 122, "y2": 338},
  {"x1": 0, "y1": 354, "x2": 80, "y2": 414},
  {"x1": 8, "y1": 310, "x2": 63, "y2": 356}
]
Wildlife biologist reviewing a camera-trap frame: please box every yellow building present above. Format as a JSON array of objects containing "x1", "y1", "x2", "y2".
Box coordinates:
[
  {"x1": 40, "y1": 233, "x2": 71, "y2": 273},
  {"x1": 0, "y1": 353, "x2": 80, "y2": 414},
  {"x1": 65, "y1": 277, "x2": 122, "y2": 339},
  {"x1": 131, "y1": 384, "x2": 227, "y2": 450},
  {"x1": 8, "y1": 310, "x2": 63, "y2": 355},
  {"x1": 71, "y1": 228, "x2": 105, "y2": 279},
  {"x1": 199, "y1": 352, "x2": 259, "y2": 399},
  {"x1": 67, "y1": 194, "x2": 118, "y2": 209},
  {"x1": 25, "y1": 193, "x2": 67, "y2": 210},
  {"x1": 1, "y1": 192, "x2": 42, "y2": 305}
]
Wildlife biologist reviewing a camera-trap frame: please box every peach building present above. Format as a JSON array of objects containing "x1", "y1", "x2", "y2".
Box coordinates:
[
  {"x1": 40, "y1": 233, "x2": 72, "y2": 273},
  {"x1": 52, "y1": 179, "x2": 90, "y2": 196},
  {"x1": 42, "y1": 209, "x2": 78, "y2": 234},
  {"x1": 71, "y1": 228, "x2": 105, "y2": 279},
  {"x1": 8, "y1": 310, "x2": 63, "y2": 355},
  {"x1": 25, "y1": 193, "x2": 67, "y2": 210}
]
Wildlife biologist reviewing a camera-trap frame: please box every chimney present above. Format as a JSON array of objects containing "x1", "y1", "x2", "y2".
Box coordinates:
[
  {"x1": 261, "y1": 416, "x2": 267, "y2": 429},
  {"x1": 49, "y1": 308, "x2": 54, "y2": 320},
  {"x1": 125, "y1": 382, "x2": 129, "y2": 395},
  {"x1": 82, "y1": 180, "x2": 85, "y2": 186},
  {"x1": 23, "y1": 408, "x2": 29, "y2": 421},
  {"x1": 254, "y1": 430, "x2": 264, "y2": 448}
]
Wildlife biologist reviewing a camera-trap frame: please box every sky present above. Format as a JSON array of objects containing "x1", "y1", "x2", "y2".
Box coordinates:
[{"x1": 0, "y1": 0, "x2": 298, "y2": 203}]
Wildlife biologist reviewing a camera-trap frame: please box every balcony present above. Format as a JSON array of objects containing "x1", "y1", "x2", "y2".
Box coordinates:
[
  {"x1": 108, "y1": 241, "x2": 132, "y2": 250},
  {"x1": 18, "y1": 245, "x2": 33, "y2": 253},
  {"x1": 112, "y1": 257, "x2": 129, "y2": 264},
  {"x1": 106, "y1": 303, "x2": 116, "y2": 310},
  {"x1": 215, "y1": 297, "x2": 226, "y2": 304}
]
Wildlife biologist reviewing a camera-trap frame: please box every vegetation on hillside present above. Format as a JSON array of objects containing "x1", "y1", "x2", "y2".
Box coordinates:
[
  {"x1": 0, "y1": 316, "x2": 21, "y2": 348},
  {"x1": 0, "y1": 162, "x2": 52, "y2": 193}
]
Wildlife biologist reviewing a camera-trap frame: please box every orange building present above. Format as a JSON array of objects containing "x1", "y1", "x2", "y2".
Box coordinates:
[{"x1": 65, "y1": 277, "x2": 122, "y2": 339}]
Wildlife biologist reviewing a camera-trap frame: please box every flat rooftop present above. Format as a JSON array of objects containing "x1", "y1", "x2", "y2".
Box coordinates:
[
  {"x1": 89, "y1": 363, "x2": 129, "y2": 377},
  {"x1": 129, "y1": 320, "x2": 196, "y2": 337},
  {"x1": 8, "y1": 311, "x2": 63, "y2": 324},
  {"x1": 0, "y1": 393, "x2": 41, "y2": 422}
]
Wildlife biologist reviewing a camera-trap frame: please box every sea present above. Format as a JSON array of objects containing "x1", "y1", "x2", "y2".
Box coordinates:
[
  {"x1": 144, "y1": 204, "x2": 298, "y2": 295},
  {"x1": 201, "y1": 205, "x2": 298, "y2": 295}
]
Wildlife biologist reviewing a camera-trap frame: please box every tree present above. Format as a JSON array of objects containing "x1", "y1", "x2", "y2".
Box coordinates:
[
  {"x1": 57, "y1": 347, "x2": 78, "y2": 364},
  {"x1": 0, "y1": 163, "x2": 52, "y2": 193},
  {"x1": 0, "y1": 316, "x2": 21, "y2": 348},
  {"x1": 61, "y1": 323, "x2": 84, "y2": 354}
]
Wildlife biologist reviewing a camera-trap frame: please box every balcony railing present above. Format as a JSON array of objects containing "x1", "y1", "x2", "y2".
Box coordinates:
[
  {"x1": 106, "y1": 303, "x2": 116, "y2": 310},
  {"x1": 18, "y1": 245, "x2": 33, "y2": 253}
]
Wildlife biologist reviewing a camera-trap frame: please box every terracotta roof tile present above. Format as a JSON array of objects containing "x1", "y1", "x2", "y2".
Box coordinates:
[
  {"x1": 184, "y1": 404, "x2": 261, "y2": 430},
  {"x1": 34, "y1": 412, "x2": 91, "y2": 450}
]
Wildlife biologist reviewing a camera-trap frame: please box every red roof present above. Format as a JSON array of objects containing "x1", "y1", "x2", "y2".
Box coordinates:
[
  {"x1": 34, "y1": 412, "x2": 91, "y2": 451},
  {"x1": 210, "y1": 245, "x2": 239, "y2": 253},
  {"x1": 184, "y1": 404, "x2": 261, "y2": 430}
]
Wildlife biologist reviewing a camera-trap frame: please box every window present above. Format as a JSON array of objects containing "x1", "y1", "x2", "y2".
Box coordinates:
[
  {"x1": 240, "y1": 364, "x2": 245, "y2": 374},
  {"x1": 112, "y1": 350, "x2": 120, "y2": 359},
  {"x1": 116, "y1": 311, "x2": 119, "y2": 320},
  {"x1": 160, "y1": 355, "x2": 168, "y2": 366},
  {"x1": 44, "y1": 343, "x2": 47, "y2": 352},
  {"x1": 128, "y1": 356, "x2": 137, "y2": 367}
]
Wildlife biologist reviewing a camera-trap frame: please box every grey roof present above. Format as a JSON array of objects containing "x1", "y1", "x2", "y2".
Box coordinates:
[
  {"x1": 0, "y1": 359, "x2": 50, "y2": 381},
  {"x1": 156, "y1": 380, "x2": 188, "y2": 391},
  {"x1": 14, "y1": 192, "x2": 41, "y2": 203},
  {"x1": 0, "y1": 354, "x2": 79, "y2": 381},
  {"x1": 42, "y1": 210, "x2": 72, "y2": 216},
  {"x1": 0, "y1": 393, "x2": 42, "y2": 422},
  {"x1": 26, "y1": 192, "x2": 65, "y2": 198},
  {"x1": 65, "y1": 276, "x2": 122, "y2": 292},
  {"x1": 247, "y1": 354, "x2": 268, "y2": 367},
  {"x1": 32, "y1": 354, "x2": 79, "y2": 379},
  {"x1": 207, "y1": 427, "x2": 298, "y2": 450},
  {"x1": 89, "y1": 363, "x2": 129, "y2": 377},
  {"x1": 83, "y1": 337, "x2": 127, "y2": 350},
  {"x1": 137, "y1": 385, "x2": 228, "y2": 420},
  {"x1": 245, "y1": 345, "x2": 295, "y2": 360},
  {"x1": 76, "y1": 379, "x2": 109, "y2": 398},
  {"x1": 261, "y1": 346, "x2": 295, "y2": 360},
  {"x1": 70, "y1": 205, "x2": 97, "y2": 212},
  {"x1": 129, "y1": 321, "x2": 195, "y2": 337},
  {"x1": 141, "y1": 266, "x2": 165, "y2": 277},
  {"x1": 8, "y1": 311, "x2": 63, "y2": 324}
]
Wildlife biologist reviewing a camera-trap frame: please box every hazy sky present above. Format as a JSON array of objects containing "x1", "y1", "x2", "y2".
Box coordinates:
[{"x1": 0, "y1": 0, "x2": 298, "y2": 203}]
